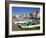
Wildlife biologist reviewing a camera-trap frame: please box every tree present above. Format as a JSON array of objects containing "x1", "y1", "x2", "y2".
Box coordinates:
[
  {"x1": 29, "y1": 13, "x2": 33, "y2": 19},
  {"x1": 36, "y1": 11, "x2": 38, "y2": 19}
]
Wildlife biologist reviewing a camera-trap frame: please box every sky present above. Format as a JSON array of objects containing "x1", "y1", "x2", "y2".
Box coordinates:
[{"x1": 12, "y1": 7, "x2": 40, "y2": 16}]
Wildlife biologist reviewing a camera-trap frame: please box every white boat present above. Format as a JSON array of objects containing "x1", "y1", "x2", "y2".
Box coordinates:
[{"x1": 19, "y1": 24, "x2": 40, "y2": 28}]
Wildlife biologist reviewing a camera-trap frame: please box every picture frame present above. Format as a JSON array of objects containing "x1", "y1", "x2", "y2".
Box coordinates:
[{"x1": 5, "y1": 1, "x2": 45, "y2": 37}]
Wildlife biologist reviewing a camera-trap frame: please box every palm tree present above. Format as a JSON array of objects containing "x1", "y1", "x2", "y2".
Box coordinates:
[
  {"x1": 29, "y1": 13, "x2": 33, "y2": 19},
  {"x1": 36, "y1": 11, "x2": 38, "y2": 19}
]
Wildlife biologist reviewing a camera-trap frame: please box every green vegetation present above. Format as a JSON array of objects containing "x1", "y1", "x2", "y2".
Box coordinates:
[{"x1": 20, "y1": 18, "x2": 40, "y2": 26}]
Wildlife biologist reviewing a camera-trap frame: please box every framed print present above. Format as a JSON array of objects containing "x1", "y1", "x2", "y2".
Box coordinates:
[{"x1": 5, "y1": 1, "x2": 45, "y2": 37}]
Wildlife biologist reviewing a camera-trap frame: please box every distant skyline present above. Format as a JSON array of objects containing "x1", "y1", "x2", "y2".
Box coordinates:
[{"x1": 12, "y1": 7, "x2": 40, "y2": 16}]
